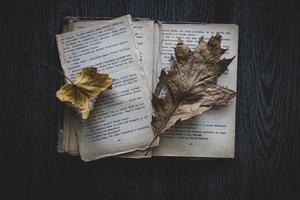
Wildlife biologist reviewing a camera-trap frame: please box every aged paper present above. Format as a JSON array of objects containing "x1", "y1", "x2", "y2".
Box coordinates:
[
  {"x1": 57, "y1": 18, "x2": 155, "y2": 158},
  {"x1": 57, "y1": 109, "x2": 79, "y2": 155},
  {"x1": 69, "y1": 18, "x2": 154, "y2": 90},
  {"x1": 56, "y1": 15, "x2": 155, "y2": 161},
  {"x1": 152, "y1": 23, "x2": 238, "y2": 158}
]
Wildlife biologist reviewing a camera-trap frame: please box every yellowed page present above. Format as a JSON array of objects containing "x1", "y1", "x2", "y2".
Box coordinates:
[
  {"x1": 71, "y1": 19, "x2": 154, "y2": 90},
  {"x1": 58, "y1": 18, "x2": 156, "y2": 158},
  {"x1": 57, "y1": 109, "x2": 79, "y2": 155},
  {"x1": 56, "y1": 15, "x2": 155, "y2": 161},
  {"x1": 152, "y1": 23, "x2": 238, "y2": 158}
]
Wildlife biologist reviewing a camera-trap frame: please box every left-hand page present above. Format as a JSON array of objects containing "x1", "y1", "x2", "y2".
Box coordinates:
[{"x1": 56, "y1": 15, "x2": 155, "y2": 161}]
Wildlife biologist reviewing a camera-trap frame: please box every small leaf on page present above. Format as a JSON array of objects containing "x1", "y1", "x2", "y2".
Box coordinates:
[
  {"x1": 56, "y1": 67, "x2": 112, "y2": 119},
  {"x1": 152, "y1": 34, "x2": 236, "y2": 137}
]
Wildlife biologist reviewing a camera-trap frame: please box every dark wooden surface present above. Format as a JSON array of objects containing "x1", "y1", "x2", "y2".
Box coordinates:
[{"x1": 1, "y1": 0, "x2": 300, "y2": 199}]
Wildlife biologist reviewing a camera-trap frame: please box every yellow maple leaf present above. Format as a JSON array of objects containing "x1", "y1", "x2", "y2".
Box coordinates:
[{"x1": 56, "y1": 67, "x2": 112, "y2": 119}]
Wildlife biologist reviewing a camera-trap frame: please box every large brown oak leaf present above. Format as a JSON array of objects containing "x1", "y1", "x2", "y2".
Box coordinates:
[{"x1": 152, "y1": 34, "x2": 236, "y2": 137}]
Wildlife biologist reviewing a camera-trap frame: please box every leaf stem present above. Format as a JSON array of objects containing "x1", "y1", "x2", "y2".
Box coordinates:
[
  {"x1": 24, "y1": 48, "x2": 76, "y2": 86},
  {"x1": 145, "y1": 134, "x2": 159, "y2": 155},
  {"x1": 147, "y1": 68, "x2": 208, "y2": 153}
]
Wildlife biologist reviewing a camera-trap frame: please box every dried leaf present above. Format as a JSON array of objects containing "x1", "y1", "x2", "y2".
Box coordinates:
[
  {"x1": 56, "y1": 67, "x2": 112, "y2": 119},
  {"x1": 152, "y1": 34, "x2": 236, "y2": 136}
]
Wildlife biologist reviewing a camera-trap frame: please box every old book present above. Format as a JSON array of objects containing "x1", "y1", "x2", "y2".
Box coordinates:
[{"x1": 57, "y1": 16, "x2": 238, "y2": 159}]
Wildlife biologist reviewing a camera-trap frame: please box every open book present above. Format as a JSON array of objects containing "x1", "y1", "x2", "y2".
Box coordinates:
[{"x1": 56, "y1": 15, "x2": 239, "y2": 161}]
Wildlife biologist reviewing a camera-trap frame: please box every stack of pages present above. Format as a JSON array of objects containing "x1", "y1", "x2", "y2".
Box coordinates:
[{"x1": 56, "y1": 15, "x2": 238, "y2": 161}]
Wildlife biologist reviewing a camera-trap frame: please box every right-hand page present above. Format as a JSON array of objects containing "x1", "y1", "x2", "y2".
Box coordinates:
[{"x1": 152, "y1": 23, "x2": 239, "y2": 158}]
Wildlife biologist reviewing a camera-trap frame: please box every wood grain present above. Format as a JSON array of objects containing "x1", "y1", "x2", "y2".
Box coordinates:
[{"x1": 1, "y1": 0, "x2": 300, "y2": 199}]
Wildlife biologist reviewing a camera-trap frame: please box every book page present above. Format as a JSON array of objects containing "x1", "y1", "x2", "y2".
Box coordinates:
[
  {"x1": 57, "y1": 109, "x2": 79, "y2": 155},
  {"x1": 71, "y1": 19, "x2": 154, "y2": 90},
  {"x1": 56, "y1": 15, "x2": 155, "y2": 161},
  {"x1": 152, "y1": 23, "x2": 238, "y2": 158},
  {"x1": 57, "y1": 18, "x2": 155, "y2": 158},
  {"x1": 152, "y1": 22, "x2": 161, "y2": 91}
]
